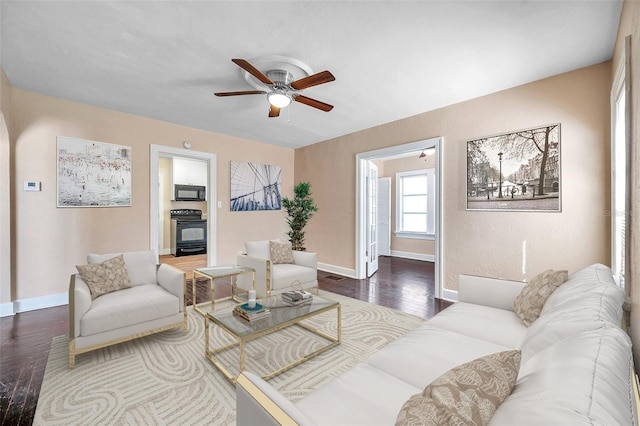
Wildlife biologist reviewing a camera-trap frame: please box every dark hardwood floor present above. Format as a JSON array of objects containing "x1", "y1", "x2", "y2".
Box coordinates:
[
  {"x1": 0, "y1": 255, "x2": 450, "y2": 425},
  {"x1": 1, "y1": 305, "x2": 68, "y2": 426},
  {"x1": 319, "y1": 256, "x2": 452, "y2": 318}
]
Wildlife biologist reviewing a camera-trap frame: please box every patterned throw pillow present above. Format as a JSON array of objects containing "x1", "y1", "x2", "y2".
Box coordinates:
[
  {"x1": 513, "y1": 269, "x2": 568, "y2": 326},
  {"x1": 396, "y1": 350, "x2": 521, "y2": 426},
  {"x1": 76, "y1": 254, "x2": 132, "y2": 300},
  {"x1": 269, "y1": 241, "x2": 294, "y2": 264}
]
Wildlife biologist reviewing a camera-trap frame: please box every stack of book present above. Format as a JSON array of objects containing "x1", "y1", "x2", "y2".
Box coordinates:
[
  {"x1": 233, "y1": 303, "x2": 271, "y2": 322},
  {"x1": 281, "y1": 290, "x2": 313, "y2": 305}
]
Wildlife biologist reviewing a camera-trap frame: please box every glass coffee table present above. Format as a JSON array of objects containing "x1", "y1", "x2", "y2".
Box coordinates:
[
  {"x1": 204, "y1": 294, "x2": 341, "y2": 384},
  {"x1": 192, "y1": 265, "x2": 255, "y2": 316}
]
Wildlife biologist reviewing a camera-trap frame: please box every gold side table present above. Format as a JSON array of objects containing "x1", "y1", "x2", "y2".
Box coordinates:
[{"x1": 192, "y1": 265, "x2": 255, "y2": 316}]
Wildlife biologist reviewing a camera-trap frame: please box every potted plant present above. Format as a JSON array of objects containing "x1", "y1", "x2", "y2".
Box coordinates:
[{"x1": 282, "y1": 182, "x2": 318, "y2": 251}]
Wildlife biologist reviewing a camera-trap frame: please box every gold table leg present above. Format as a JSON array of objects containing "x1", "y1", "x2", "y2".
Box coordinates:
[{"x1": 193, "y1": 271, "x2": 215, "y2": 316}]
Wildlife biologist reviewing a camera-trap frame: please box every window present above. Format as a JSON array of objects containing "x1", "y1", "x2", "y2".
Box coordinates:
[
  {"x1": 611, "y1": 53, "x2": 630, "y2": 290},
  {"x1": 395, "y1": 169, "x2": 435, "y2": 239}
]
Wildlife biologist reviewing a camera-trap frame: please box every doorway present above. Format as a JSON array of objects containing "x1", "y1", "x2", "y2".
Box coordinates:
[
  {"x1": 150, "y1": 145, "x2": 217, "y2": 265},
  {"x1": 355, "y1": 137, "x2": 443, "y2": 298}
]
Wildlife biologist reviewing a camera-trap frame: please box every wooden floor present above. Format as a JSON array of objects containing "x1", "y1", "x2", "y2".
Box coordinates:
[
  {"x1": 0, "y1": 255, "x2": 450, "y2": 425},
  {"x1": 159, "y1": 253, "x2": 207, "y2": 278}
]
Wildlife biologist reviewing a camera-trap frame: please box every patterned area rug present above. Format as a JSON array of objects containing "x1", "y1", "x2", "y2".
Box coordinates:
[{"x1": 34, "y1": 291, "x2": 425, "y2": 425}]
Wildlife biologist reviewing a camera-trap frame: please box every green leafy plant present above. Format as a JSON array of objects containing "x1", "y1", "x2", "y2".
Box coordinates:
[{"x1": 281, "y1": 182, "x2": 318, "y2": 251}]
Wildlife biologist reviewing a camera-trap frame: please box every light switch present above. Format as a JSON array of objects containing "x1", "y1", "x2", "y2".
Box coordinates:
[{"x1": 217, "y1": 201, "x2": 222, "y2": 208}]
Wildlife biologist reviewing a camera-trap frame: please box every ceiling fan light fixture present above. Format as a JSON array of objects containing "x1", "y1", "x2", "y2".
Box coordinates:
[{"x1": 268, "y1": 91, "x2": 291, "y2": 108}]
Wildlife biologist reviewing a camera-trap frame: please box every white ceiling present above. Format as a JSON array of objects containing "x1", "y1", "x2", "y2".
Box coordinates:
[{"x1": 0, "y1": 1, "x2": 623, "y2": 149}]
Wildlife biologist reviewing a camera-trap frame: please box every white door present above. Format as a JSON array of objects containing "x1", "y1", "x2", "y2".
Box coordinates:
[
  {"x1": 366, "y1": 161, "x2": 379, "y2": 277},
  {"x1": 377, "y1": 177, "x2": 391, "y2": 256}
]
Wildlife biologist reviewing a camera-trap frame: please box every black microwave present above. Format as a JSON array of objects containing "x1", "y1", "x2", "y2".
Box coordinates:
[{"x1": 174, "y1": 184, "x2": 206, "y2": 201}]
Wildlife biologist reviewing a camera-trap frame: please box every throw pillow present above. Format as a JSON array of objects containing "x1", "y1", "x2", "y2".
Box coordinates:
[
  {"x1": 76, "y1": 254, "x2": 132, "y2": 300},
  {"x1": 395, "y1": 350, "x2": 521, "y2": 426},
  {"x1": 270, "y1": 241, "x2": 294, "y2": 264},
  {"x1": 513, "y1": 269, "x2": 568, "y2": 326}
]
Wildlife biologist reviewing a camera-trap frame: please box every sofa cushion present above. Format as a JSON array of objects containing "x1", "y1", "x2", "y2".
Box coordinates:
[
  {"x1": 396, "y1": 350, "x2": 520, "y2": 426},
  {"x1": 540, "y1": 263, "x2": 624, "y2": 324},
  {"x1": 80, "y1": 284, "x2": 179, "y2": 336},
  {"x1": 367, "y1": 325, "x2": 512, "y2": 390},
  {"x1": 512, "y1": 269, "x2": 568, "y2": 326},
  {"x1": 295, "y1": 363, "x2": 421, "y2": 426},
  {"x1": 520, "y1": 265, "x2": 625, "y2": 362},
  {"x1": 88, "y1": 251, "x2": 157, "y2": 287},
  {"x1": 270, "y1": 241, "x2": 294, "y2": 264},
  {"x1": 76, "y1": 254, "x2": 132, "y2": 300},
  {"x1": 271, "y1": 264, "x2": 317, "y2": 290},
  {"x1": 245, "y1": 239, "x2": 279, "y2": 260},
  {"x1": 425, "y1": 303, "x2": 526, "y2": 349},
  {"x1": 491, "y1": 325, "x2": 635, "y2": 426},
  {"x1": 520, "y1": 315, "x2": 607, "y2": 363}
]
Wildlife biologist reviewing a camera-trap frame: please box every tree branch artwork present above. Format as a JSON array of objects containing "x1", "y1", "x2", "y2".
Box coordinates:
[{"x1": 466, "y1": 124, "x2": 561, "y2": 212}]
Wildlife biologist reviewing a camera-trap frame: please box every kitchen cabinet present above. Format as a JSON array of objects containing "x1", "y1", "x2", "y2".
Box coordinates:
[{"x1": 173, "y1": 158, "x2": 207, "y2": 186}]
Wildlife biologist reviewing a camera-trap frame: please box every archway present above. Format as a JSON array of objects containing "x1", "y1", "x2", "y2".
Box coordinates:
[{"x1": 0, "y1": 113, "x2": 13, "y2": 316}]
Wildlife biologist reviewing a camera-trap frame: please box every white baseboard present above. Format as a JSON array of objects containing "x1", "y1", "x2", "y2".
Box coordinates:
[
  {"x1": 317, "y1": 262, "x2": 357, "y2": 279},
  {"x1": 441, "y1": 288, "x2": 458, "y2": 302},
  {"x1": 13, "y1": 292, "x2": 68, "y2": 314},
  {"x1": 390, "y1": 250, "x2": 435, "y2": 262},
  {"x1": 160, "y1": 248, "x2": 171, "y2": 255},
  {"x1": 0, "y1": 302, "x2": 14, "y2": 317}
]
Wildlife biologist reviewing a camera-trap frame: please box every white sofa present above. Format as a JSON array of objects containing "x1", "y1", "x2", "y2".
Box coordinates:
[
  {"x1": 69, "y1": 250, "x2": 187, "y2": 368},
  {"x1": 236, "y1": 239, "x2": 318, "y2": 299},
  {"x1": 236, "y1": 263, "x2": 638, "y2": 425}
]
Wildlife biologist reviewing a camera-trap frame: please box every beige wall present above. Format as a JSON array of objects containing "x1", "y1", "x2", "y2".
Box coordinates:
[
  {"x1": 614, "y1": 0, "x2": 640, "y2": 369},
  {"x1": 296, "y1": 62, "x2": 612, "y2": 291},
  {"x1": 10, "y1": 88, "x2": 293, "y2": 301},
  {"x1": 379, "y1": 155, "x2": 436, "y2": 257},
  {"x1": 0, "y1": 67, "x2": 12, "y2": 309}
]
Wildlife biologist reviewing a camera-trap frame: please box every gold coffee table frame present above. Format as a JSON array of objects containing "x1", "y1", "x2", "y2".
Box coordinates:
[
  {"x1": 192, "y1": 265, "x2": 255, "y2": 316},
  {"x1": 205, "y1": 295, "x2": 341, "y2": 384}
]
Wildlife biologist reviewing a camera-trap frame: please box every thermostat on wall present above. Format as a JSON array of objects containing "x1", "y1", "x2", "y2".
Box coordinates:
[{"x1": 24, "y1": 181, "x2": 41, "y2": 192}]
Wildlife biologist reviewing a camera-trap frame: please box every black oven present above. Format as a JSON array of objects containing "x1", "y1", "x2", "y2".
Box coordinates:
[{"x1": 170, "y1": 209, "x2": 207, "y2": 256}]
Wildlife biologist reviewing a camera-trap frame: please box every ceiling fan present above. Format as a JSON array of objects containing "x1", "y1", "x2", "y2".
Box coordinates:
[{"x1": 215, "y1": 58, "x2": 335, "y2": 118}]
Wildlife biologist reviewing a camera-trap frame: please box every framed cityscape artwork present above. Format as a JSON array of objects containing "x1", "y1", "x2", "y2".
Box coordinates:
[
  {"x1": 466, "y1": 124, "x2": 561, "y2": 212},
  {"x1": 230, "y1": 161, "x2": 282, "y2": 211},
  {"x1": 57, "y1": 136, "x2": 132, "y2": 207}
]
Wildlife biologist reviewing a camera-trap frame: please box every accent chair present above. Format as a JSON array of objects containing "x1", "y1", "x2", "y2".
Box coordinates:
[
  {"x1": 68, "y1": 250, "x2": 186, "y2": 368},
  {"x1": 236, "y1": 239, "x2": 318, "y2": 299}
]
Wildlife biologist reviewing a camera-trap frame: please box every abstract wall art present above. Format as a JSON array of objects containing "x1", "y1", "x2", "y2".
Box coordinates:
[
  {"x1": 230, "y1": 161, "x2": 282, "y2": 211},
  {"x1": 57, "y1": 136, "x2": 132, "y2": 207}
]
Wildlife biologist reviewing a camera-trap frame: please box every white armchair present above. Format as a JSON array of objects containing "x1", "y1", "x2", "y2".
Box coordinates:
[
  {"x1": 69, "y1": 250, "x2": 187, "y2": 368},
  {"x1": 236, "y1": 240, "x2": 318, "y2": 298}
]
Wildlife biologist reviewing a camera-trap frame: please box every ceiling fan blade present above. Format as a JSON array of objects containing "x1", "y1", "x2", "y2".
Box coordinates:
[
  {"x1": 294, "y1": 95, "x2": 334, "y2": 112},
  {"x1": 214, "y1": 90, "x2": 266, "y2": 97},
  {"x1": 268, "y1": 105, "x2": 281, "y2": 118},
  {"x1": 232, "y1": 59, "x2": 274, "y2": 85},
  {"x1": 290, "y1": 70, "x2": 335, "y2": 90}
]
